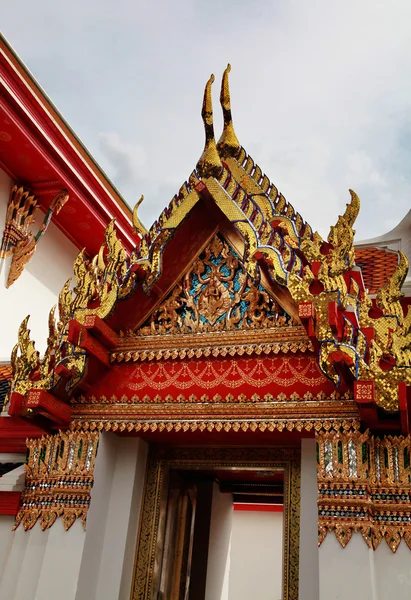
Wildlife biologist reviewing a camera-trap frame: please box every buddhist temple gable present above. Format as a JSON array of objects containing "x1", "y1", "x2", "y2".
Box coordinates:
[
  {"x1": 114, "y1": 231, "x2": 311, "y2": 363},
  {"x1": 2, "y1": 42, "x2": 411, "y2": 586},
  {"x1": 5, "y1": 65, "x2": 411, "y2": 439}
]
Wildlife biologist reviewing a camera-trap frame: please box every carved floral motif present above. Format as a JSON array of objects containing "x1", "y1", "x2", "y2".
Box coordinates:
[{"x1": 135, "y1": 234, "x2": 293, "y2": 336}]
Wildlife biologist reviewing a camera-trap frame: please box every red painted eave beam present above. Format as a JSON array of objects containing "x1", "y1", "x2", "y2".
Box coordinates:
[
  {"x1": 0, "y1": 416, "x2": 45, "y2": 453},
  {"x1": 0, "y1": 492, "x2": 21, "y2": 516},
  {"x1": 233, "y1": 504, "x2": 283, "y2": 512},
  {"x1": 0, "y1": 55, "x2": 135, "y2": 253}
]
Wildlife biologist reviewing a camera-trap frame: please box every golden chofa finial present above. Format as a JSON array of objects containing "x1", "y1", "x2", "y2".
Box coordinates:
[
  {"x1": 196, "y1": 74, "x2": 223, "y2": 178},
  {"x1": 132, "y1": 195, "x2": 149, "y2": 237},
  {"x1": 217, "y1": 64, "x2": 240, "y2": 158}
]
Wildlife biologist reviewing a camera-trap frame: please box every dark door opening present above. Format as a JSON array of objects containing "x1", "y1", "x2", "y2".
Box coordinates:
[{"x1": 156, "y1": 468, "x2": 284, "y2": 600}]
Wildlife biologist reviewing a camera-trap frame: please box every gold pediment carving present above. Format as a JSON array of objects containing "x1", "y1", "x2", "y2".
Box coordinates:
[
  {"x1": 114, "y1": 234, "x2": 309, "y2": 361},
  {"x1": 137, "y1": 234, "x2": 294, "y2": 335}
]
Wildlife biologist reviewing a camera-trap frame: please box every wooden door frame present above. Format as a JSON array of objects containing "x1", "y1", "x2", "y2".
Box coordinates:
[{"x1": 130, "y1": 446, "x2": 301, "y2": 600}]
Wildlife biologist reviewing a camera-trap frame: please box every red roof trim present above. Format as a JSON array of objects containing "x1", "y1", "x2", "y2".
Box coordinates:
[
  {"x1": 0, "y1": 36, "x2": 136, "y2": 254},
  {"x1": 233, "y1": 503, "x2": 284, "y2": 512}
]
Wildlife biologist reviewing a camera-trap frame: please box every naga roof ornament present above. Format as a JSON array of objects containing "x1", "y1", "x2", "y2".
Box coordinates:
[
  {"x1": 6, "y1": 65, "x2": 411, "y2": 429},
  {"x1": 217, "y1": 64, "x2": 240, "y2": 158},
  {"x1": 132, "y1": 195, "x2": 149, "y2": 238},
  {"x1": 0, "y1": 185, "x2": 69, "y2": 287},
  {"x1": 196, "y1": 74, "x2": 223, "y2": 178}
]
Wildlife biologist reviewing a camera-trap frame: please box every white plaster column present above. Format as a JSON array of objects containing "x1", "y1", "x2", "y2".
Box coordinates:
[
  {"x1": 299, "y1": 438, "x2": 319, "y2": 600},
  {"x1": 0, "y1": 463, "x2": 29, "y2": 598},
  {"x1": 14, "y1": 524, "x2": 49, "y2": 600},
  {"x1": 205, "y1": 483, "x2": 233, "y2": 600},
  {"x1": 35, "y1": 520, "x2": 85, "y2": 600},
  {"x1": 319, "y1": 533, "x2": 377, "y2": 600},
  {"x1": 0, "y1": 433, "x2": 148, "y2": 600},
  {"x1": 117, "y1": 438, "x2": 149, "y2": 600},
  {"x1": 0, "y1": 516, "x2": 14, "y2": 581},
  {"x1": 0, "y1": 525, "x2": 29, "y2": 600},
  {"x1": 75, "y1": 433, "x2": 148, "y2": 600}
]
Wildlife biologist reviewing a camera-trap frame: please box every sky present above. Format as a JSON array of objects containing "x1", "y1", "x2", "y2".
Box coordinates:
[{"x1": 2, "y1": 0, "x2": 411, "y2": 240}]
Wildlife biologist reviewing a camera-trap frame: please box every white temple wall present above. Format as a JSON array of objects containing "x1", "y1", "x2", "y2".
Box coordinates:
[
  {"x1": 228, "y1": 508, "x2": 283, "y2": 600},
  {"x1": 205, "y1": 483, "x2": 233, "y2": 600},
  {"x1": 205, "y1": 485, "x2": 283, "y2": 600},
  {"x1": 0, "y1": 434, "x2": 148, "y2": 600},
  {"x1": 374, "y1": 540, "x2": 411, "y2": 600},
  {"x1": 0, "y1": 168, "x2": 78, "y2": 361},
  {"x1": 76, "y1": 433, "x2": 148, "y2": 600},
  {"x1": 319, "y1": 533, "x2": 377, "y2": 600}
]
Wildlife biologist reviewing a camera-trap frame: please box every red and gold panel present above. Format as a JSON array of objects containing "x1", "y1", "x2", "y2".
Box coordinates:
[{"x1": 81, "y1": 354, "x2": 340, "y2": 402}]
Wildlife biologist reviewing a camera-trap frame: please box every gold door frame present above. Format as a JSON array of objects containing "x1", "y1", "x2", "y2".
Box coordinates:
[{"x1": 131, "y1": 446, "x2": 301, "y2": 600}]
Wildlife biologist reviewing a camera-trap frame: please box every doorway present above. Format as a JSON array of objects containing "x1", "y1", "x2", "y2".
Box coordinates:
[{"x1": 131, "y1": 447, "x2": 300, "y2": 600}]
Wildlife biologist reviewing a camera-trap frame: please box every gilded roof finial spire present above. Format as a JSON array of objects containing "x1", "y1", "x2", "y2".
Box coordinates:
[
  {"x1": 132, "y1": 195, "x2": 149, "y2": 237},
  {"x1": 196, "y1": 74, "x2": 223, "y2": 178},
  {"x1": 217, "y1": 64, "x2": 240, "y2": 158}
]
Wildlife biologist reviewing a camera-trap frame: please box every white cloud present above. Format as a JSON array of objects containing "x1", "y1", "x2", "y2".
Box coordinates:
[
  {"x1": 98, "y1": 132, "x2": 146, "y2": 195},
  {"x1": 2, "y1": 0, "x2": 411, "y2": 240}
]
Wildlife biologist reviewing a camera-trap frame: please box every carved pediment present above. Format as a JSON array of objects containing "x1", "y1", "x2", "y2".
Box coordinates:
[
  {"x1": 114, "y1": 234, "x2": 310, "y2": 362},
  {"x1": 138, "y1": 234, "x2": 292, "y2": 335}
]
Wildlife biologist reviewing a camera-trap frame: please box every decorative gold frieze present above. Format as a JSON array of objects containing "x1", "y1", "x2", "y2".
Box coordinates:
[
  {"x1": 14, "y1": 430, "x2": 99, "y2": 531},
  {"x1": 317, "y1": 430, "x2": 411, "y2": 552},
  {"x1": 71, "y1": 387, "x2": 359, "y2": 435},
  {"x1": 71, "y1": 417, "x2": 359, "y2": 435},
  {"x1": 75, "y1": 390, "x2": 353, "y2": 404},
  {"x1": 113, "y1": 332, "x2": 312, "y2": 362}
]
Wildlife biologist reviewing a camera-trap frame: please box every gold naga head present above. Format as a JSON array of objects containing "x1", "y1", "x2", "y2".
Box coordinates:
[
  {"x1": 49, "y1": 189, "x2": 70, "y2": 215},
  {"x1": 132, "y1": 194, "x2": 149, "y2": 238}
]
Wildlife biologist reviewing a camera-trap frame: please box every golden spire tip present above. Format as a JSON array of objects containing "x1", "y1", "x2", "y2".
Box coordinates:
[
  {"x1": 197, "y1": 73, "x2": 223, "y2": 178},
  {"x1": 133, "y1": 194, "x2": 148, "y2": 237},
  {"x1": 217, "y1": 63, "x2": 240, "y2": 158}
]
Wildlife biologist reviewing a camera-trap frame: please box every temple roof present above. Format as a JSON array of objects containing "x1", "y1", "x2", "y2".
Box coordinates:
[
  {"x1": 6, "y1": 65, "x2": 411, "y2": 435},
  {"x1": 354, "y1": 246, "x2": 399, "y2": 295},
  {"x1": 355, "y1": 210, "x2": 411, "y2": 296}
]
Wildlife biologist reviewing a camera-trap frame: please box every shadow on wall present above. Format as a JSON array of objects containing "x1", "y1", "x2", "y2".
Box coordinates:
[
  {"x1": 24, "y1": 210, "x2": 78, "y2": 298},
  {"x1": 205, "y1": 484, "x2": 233, "y2": 600}
]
